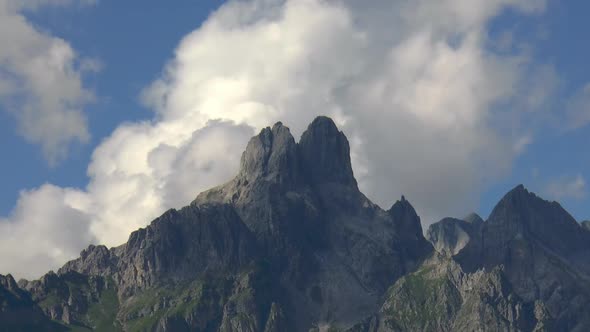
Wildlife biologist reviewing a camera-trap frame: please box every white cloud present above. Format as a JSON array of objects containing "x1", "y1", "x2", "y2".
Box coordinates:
[
  {"x1": 142, "y1": 0, "x2": 548, "y2": 220},
  {"x1": 564, "y1": 83, "x2": 590, "y2": 130},
  {"x1": 513, "y1": 134, "x2": 533, "y2": 154},
  {"x1": 0, "y1": 184, "x2": 96, "y2": 278},
  {"x1": 0, "y1": 0, "x2": 96, "y2": 164},
  {"x1": 544, "y1": 174, "x2": 586, "y2": 201},
  {"x1": 0, "y1": 0, "x2": 553, "y2": 279},
  {"x1": 84, "y1": 119, "x2": 254, "y2": 243},
  {"x1": 2, "y1": 0, "x2": 97, "y2": 11}
]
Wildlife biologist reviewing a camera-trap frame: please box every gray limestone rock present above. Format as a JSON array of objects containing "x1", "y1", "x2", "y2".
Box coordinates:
[
  {"x1": 348, "y1": 256, "x2": 545, "y2": 332},
  {"x1": 0, "y1": 274, "x2": 61, "y2": 331},
  {"x1": 463, "y1": 212, "x2": 484, "y2": 225},
  {"x1": 298, "y1": 116, "x2": 357, "y2": 187},
  {"x1": 193, "y1": 117, "x2": 432, "y2": 329},
  {"x1": 58, "y1": 244, "x2": 118, "y2": 277},
  {"x1": 455, "y1": 185, "x2": 590, "y2": 330},
  {"x1": 426, "y1": 217, "x2": 481, "y2": 256},
  {"x1": 4, "y1": 119, "x2": 590, "y2": 332}
]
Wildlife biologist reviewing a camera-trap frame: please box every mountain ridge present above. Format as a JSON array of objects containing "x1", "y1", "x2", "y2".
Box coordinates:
[{"x1": 1, "y1": 116, "x2": 590, "y2": 331}]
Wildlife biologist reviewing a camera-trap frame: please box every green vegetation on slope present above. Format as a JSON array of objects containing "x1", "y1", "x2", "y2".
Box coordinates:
[
  {"x1": 122, "y1": 276, "x2": 233, "y2": 332},
  {"x1": 383, "y1": 265, "x2": 461, "y2": 331}
]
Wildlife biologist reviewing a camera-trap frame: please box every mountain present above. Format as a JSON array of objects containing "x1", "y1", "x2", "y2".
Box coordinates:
[
  {"x1": 352, "y1": 185, "x2": 590, "y2": 331},
  {"x1": 1, "y1": 117, "x2": 590, "y2": 331},
  {"x1": 348, "y1": 255, "x2": 551, "y2": 332},
  {"x1": 0, "y1": 274, "x2": 66, "y2": 332},
  {"x1": 455, "y1": 185, "x2": 590, "y2": 330},
  {"x1": 426, "y1": 213, "x2": 483, "y2": 256}
]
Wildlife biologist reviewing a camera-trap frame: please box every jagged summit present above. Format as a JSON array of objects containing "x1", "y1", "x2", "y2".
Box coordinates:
[
  {"x1": 190, "y1": 116, "x2": 432, "y2": 329},
  {"x1": 388, "y1": 195, "x2": 424, "y2": 237},
  {"x1": 239, "y1": 121, "x2": 299, "y2": 184},
  {"x1": 0, "y1": 274, "x2": 18, "y2": 291},
  {"x1": 463, "y1": 212, "x2": 484, "y2": 224},
  {"x1": 461, "y1": 184, "x2": 590, "y2": 266},
  {"x1": 452, "y1": 184, "x2": 590, "y2": 328},
  {"x1": 492, "y1": 184, "x2": 535, "y2": 206},
  {"x1": 486, "y1": 184, "x2": 586, "y2": 250},
  {"x1": 298, "y1": 116, "x2": 356, "y2": 187},
  {"x1": 426, "y1": 216, "x2": 481, "y2": 256},
  {"x1": 205, "y1": 116, "x2": 357, "y2": 201},
  {"x1": 387, "y1": 196, "x2": 431, "y2": 262},
  {"x1": 425, "y1": 212, "x2": 484, "y2": 257},
  {"x1": 512, "y1": 183, "x2": 527, "y2": 192}
]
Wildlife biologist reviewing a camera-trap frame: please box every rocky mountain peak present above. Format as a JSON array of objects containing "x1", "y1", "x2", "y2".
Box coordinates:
[
  {"x1": 492, "y1": 184, "x2": 533, "y2": 209},
  {"x1": 388, "y1": 196, "x2": 424, "y2": 240},
  {"x1": 183, "y1": 117, "x2": 434, "y2": 328},
  {"x1": 0, "y1": 274, "x2": 18, "y2": 292},
  {"x1": 298, "y1": 116, "x2": 356, "y2": 187},
  {"x1": 463, "y1": 212, "x2": 484, "y2": 224},
  {"x1": 239, "y1": 121, "x2": 299, "y2": 184},
  {"x1": 58, "y1": 244, "x2": 117, "y2": 277},
  {"x1": 485, "y1": 186, "x2": 590, "y2": 254},
  {"x1": 448, "y1": 185, "x2": 590, "y2": 329},
  {"x1": 486, "y1": 185, "x2": 587, "y2": 254},
  {"x1": 426, "y1": 217, "x2": 481, "y2": 256},
  {"x1": 389, "y1": 195, "x2": 415, "y2": 215}
]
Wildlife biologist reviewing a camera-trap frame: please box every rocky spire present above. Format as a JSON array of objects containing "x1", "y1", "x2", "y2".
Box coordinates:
[
  {"x1": 388, "y1": 196, "x2": 424, "y2": 238},
  {"x1": 0, "y1": 274, "x2": 18, "y2": 292},
  {"x1": 298, "y1": 116, "x2": 356, "y2": 187},
  {"x1": 387, "y1": 196, "x2": 433, "y2": 271},
  {"x1": 239, "y1": 121, "x2": 299, "y2": 185}
]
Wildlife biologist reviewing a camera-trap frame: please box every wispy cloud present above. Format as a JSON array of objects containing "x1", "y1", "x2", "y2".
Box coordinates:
[
  {"x1": 564, "y1": 83, "x2": 590, "y2": 131},
  {"x1": 544, "y1": 174, "x2": 587, "y2": 201}
]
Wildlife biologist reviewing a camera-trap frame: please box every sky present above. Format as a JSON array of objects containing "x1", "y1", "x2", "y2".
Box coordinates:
[{"x1": 0, "y1": 0, "x2": 589, "y2": 279}]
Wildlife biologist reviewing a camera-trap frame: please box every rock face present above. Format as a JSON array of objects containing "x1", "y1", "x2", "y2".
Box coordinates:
[
  {"x1": 464, "y1": 185, "x2": 590, "y2": 272},
  {"x1": 0, "y1": 274, "x2": 62, "y2": 331},
  {"x1": 298, "y1": 116, "x2": 356, "y2": 186},
  {"x1": 193, "y1": 117, "x2": 433, "y2": 329},
  {"x1": 20, "y1": 270, "x2": 119, "y2": 330},
  {"x1": 348, "y1": 255, "x2": 549, "y2": 332},
  {"x1": 462, "y1": 212, "x2": 484, "y2": 225},
  {"x1": 2, "y1": 118, "x2": 590, "y2": 332},
  {"x1": 454, "y1": 185, "x2": 590, "y2": 330},
  {"x1": 426, "y1": 215, "x2": 482, "y2": 256},
  {"x1": 377, "y1": 184, "x2": 590, "y2": 332}
]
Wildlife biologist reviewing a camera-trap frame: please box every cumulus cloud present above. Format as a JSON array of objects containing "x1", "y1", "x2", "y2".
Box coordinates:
[
  {"x1": 84, "y1": 120, "x2": 254, "y2": 244},
  {"x1": 0, "y1": 0, "x2": 553, "y2": 278},
  {"x1": 142, "y1": 0, "x2": 547, "y2": 220},
  {"x1": 0, "y1": 0, "x2": 96, "y2": 163},
  {"x1": 0, "y1": 184, "x2": 96, "y2": 278},
  {"x1": 544, "y1": 174, "x2": 587, "y2": 201}
]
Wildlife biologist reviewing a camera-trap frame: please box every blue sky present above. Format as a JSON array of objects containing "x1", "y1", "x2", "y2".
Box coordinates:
[
  {"x1": 1, "y1": 0, "x2": 589, "y2": 278},
  {"x1": 480, "y1": 0, "x2": 590, "y2": 219},
  {"x1": 0, "y1": 2, "x2": 221, "y2": 213}
]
